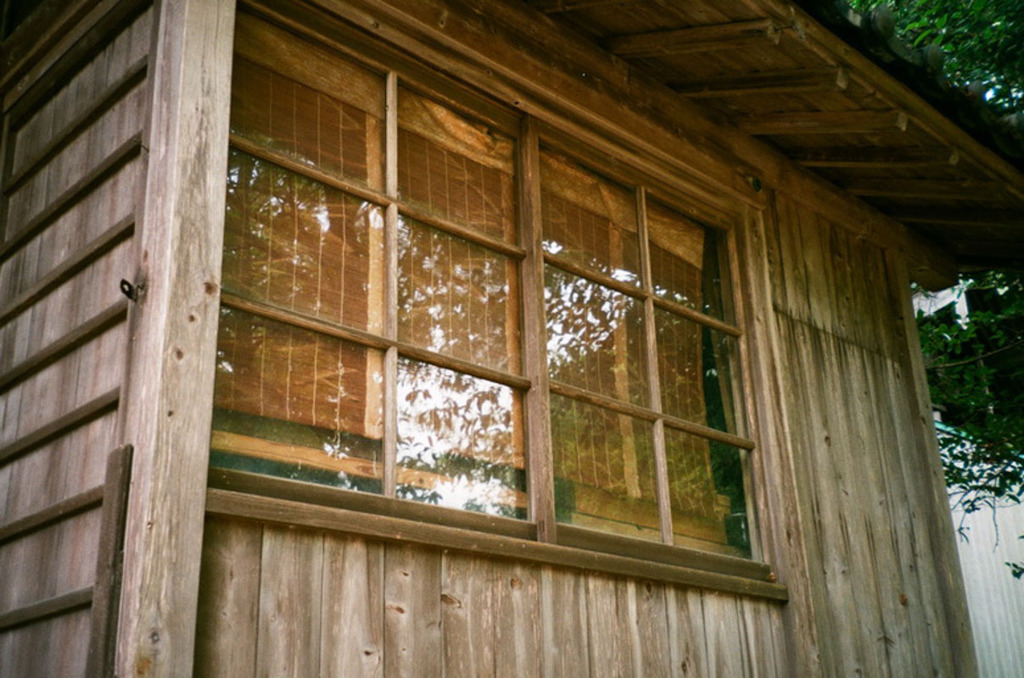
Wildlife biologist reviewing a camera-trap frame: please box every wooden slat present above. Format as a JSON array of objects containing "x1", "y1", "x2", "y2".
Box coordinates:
[
  {"x1": 206, "y1": 489, "x2": 789, "y2": 601},
  {"x1": 790, "y1": 146, "x2": 959, "y2": 169},
  {"x1": 0, "y1": 486, "x2": 104, "y2": 546},
  {"x1": 843, "y1": 178, "x2": 1006, "y2": 201},
  {"x1": 86, "y1": 444, "x2": 133, "y2": 677},
  {"x1": 492, "y1": 559, "x2": 542, "y2": 674},
  {"x1": 671, "y1": 67, "x2": 847, "y2": 98},
  {"x1": 530, "y1": 0, "x2": 631, "y2": 12},
  {"x1": 255, "y1": 525, "x2": 324, "y2": 677},
  {"x1": 193, "y1": 518, "x2": 262, "y2": 678},
  {"x1": 440, "y1": 552, "x2": 494, "y2": 676},
  {"x1": 0, "y1": 587, "x2": 93, "y2": 633},
  {"x1": 0, "y1": 299, "x2": 128, "y2": 393},
  {"x1": 733, "y1": 110, "x2": 908, "y2": 135},
  {"x1": 0, "y1": 132, "x2": 141, "y2": 264},
  {"x1": 6, "y1": 55, "x2": 148, "y2": 193},
  {"x1": 0, "y1": 214, "x2": 135, "y2": 327},
  {"x1": 384, "y1": 543, "x2": 442, "y2": 677},
  {"x1": 0, "y1": 388, "x2": 119, "y2": 466},
  {"x1": 541, "y1": 566, "x2": 590, "y2": 676},
  {"x1": 320, "y1": 534, "x2": 384, "y2": 676},
  {"x1": 605, "y1": 19, "x2": 783, "y2": 58}
]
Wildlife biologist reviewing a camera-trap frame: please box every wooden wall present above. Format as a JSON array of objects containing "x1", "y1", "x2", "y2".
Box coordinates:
[
  {"x1": 763, "y1": 191, "x2": 973, "y2": 676},
  {"x1": 0, "y1": 3, "x2": 151, "y2": 675},
  {"x1": 194, "y1": 515, "x2": 788, "y2": 677}
]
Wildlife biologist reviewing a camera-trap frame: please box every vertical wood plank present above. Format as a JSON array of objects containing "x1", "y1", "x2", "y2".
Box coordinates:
[
  {"x1": 320, "y1": 534, "x2": 384, "y2": 677},
  {"x1": 441, "y1": 551, "x2": 494, "y2": 677},
  {"x1": 114, "y1": 0, "x2": 235, "y2": 674},
  {"x1": 541, "y1": 566, "x2": 589, "y2": 678},
  {"x1": 667, "y1": 587, "x2": 707, "y2": 677},
  {"x1": 384, "y1": 543, "x2": 442, "y2": 677},
  {"x1": 492, "y1": 559, "x2": 542, "y2": 676},
  {"x1": 193, "y1": 517, "x2": 262, "y2": 678},
  {"x1": 255, "y1": 526, "x2": 324, "y2": 678},
  {"x1": 583, "y1": 573, "x2": 631, "y2": 676}
]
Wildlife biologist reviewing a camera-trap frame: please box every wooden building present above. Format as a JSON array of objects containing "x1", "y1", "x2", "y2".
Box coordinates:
[{"x1": 2, "y1": 0, "x2": 1023, "y2": 675}]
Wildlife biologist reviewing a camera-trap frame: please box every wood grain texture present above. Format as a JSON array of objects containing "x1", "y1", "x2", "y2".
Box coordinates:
[
  {"x1": 384, "y1": 543, "x2": 442, "y2": 677},
  {"x1": 113, "y1": 0, "x2": 236, "y2": 675},
  {"x1": 320, "y1": 534, "x2": 384, "y2": 677}
]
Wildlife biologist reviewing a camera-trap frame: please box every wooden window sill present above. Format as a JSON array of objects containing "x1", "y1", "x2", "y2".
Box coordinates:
[{"x1": 206, "y1": 468, "x2": 786, "y2": 602}]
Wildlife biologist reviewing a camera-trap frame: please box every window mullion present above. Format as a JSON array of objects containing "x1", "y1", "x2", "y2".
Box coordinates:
[
  {"x1": 520, "y1": 116, "x2": 556, "y2": 542},
  {"x1": 637, "y1": 186, "x2": 673, "y2": 544},
  {"x1": 383, "y1": 70, "x2": 399, "y2": 499}
]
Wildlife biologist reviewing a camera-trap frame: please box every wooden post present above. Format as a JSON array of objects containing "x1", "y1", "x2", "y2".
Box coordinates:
[{"x1": 114, "y1": 0, "x2": 235, "y2": 675}]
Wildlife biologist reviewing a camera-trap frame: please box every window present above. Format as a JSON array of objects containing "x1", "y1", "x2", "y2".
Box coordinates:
[{"x1": 211, "y1": 10, "x2": 755, "y2": 561}]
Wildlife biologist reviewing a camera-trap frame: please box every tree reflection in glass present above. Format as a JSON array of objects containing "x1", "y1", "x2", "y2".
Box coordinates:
[
  {"x1": 396, "y1": 359, "x2": 525, "y2": 517},
  {"x1": 545, "y1": 267, "x2": 648, "y2": 406}
]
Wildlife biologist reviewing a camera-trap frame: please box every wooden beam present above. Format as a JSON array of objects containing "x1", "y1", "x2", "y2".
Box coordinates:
[
  {"x1": 114, "y1": 0, "x2": 236, "y2": 675},
  {"x1": 886, "y1": 206, "x2": 1024, "y2": 228},
  {"x1": 671, "y1": 67, "x2": 848, "y2": 98},
  {"x1": 734, "y1": 110, "x2": 908, "y2": 135},
  {"x1": 843, "y1": 178, "x2": 1006, "y2": 201},
  {"x1": 531, "y1": 0, "x2": 630, "y2": 13},
  {"x1": 790, "y1": 146, "x2": 959, "y2": 169},
  {"x1": 605, "y1": 19, "x2": 782, "y2": 59}
]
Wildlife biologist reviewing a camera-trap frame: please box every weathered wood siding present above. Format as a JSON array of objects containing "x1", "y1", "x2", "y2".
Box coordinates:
[
  {"x1": 764, "y1": 191, "x2": 972, "y2": 676},
  {"x1": 194, "y1": 515, "x2": 789, "y2": 677},
  {"x1": 0, "y1": 4, "x2": 151, "y2": 674}
]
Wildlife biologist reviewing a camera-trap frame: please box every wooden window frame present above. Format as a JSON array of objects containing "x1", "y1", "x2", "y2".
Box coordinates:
[{"x1": 209, "y1": 0, "x2": 780, "y2": 599}]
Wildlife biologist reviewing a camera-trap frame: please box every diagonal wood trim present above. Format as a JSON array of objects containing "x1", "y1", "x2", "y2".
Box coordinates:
[
  {"x1": 0, "y1": 587, "x2": 93, "y2": 633},
  {"x1": 0, "y1": 389, "x2": 120, "y2": 467},
  {"x1": 671, "y1": 67, "x2": 848, "y2": 98},
  {"x1": 86, "y1": 444, "x2": 134, "y2": 677},
  {"x1": 0, "y1": 214, "x2": 135, "y2": 326},
  {"x1": 5, "y1": 56, "x2": 148, "y2": 193},
  {"x1": 0, "y1": 299, "x2": 128, "y2": 393},
  {"x1": 206, "y1": 488, "x2": 789, "y2": 601},
  {"x1": 790, "y1": 146, "x2": 959, "y2": 169},
  {"x1": 0, "y1": 132, "x2": 142, "y2": 264},
  {"x1": 605, "y1": 19, "x2": 783, "y2": 58},
  {"x1": 0, "y1": 486, "x2": 105, "y2": 546},
  {"x1": 733, "y1": 110, "x2": 908, "y2": 135}
]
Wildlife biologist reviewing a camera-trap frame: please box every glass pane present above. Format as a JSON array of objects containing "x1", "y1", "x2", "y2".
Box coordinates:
[
  {"x1": 540, "y1": 150, "x2": 640, "y2": 286},
  {"x1": 551, "y1": 395, "x2": 659, "y2": 542},
  {"x1": 546, "y1": 266, "x2": 648, "y2": 407},
  {"x1": 398, "y1": 217, "x2": 520, "y2": 373},
  {"x1": 656, "y1": 309, "x2": 744, "y2": 435},
  {"x1": 224, "y1": 151, "x2": 385, "y2": 333},
  {"x1": 665, "y1": 429, "x2": 749, "y2": 556},
  {"x1": 397, "y1": 359, "x2": 525, "y2": 518},
  {"x1": 648, "y1": 201, "x2": 733, "y2": 321},
  {"x1": 398, "y1": 89, "x2": 516, "y2": 243},
  {"x1": 211, "y1": 308, "x2": 384, "y2": 492},
  {"x1": 232, "y1": 15, "x2": 385, "y2": 188}
]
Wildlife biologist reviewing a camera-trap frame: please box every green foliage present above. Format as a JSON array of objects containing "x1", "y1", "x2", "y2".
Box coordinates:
[
  {"x1": 848, "y1": 0, "x2": 1024, "y2": 113},
  {"x1": 916, "y1": 271, "x2": 1024, "y2": 576}
]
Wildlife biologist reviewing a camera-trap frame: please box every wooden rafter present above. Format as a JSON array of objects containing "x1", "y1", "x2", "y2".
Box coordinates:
[
  {"x1": 733, "y1": 110, "x2": 908, "y2": 135},
  {"x1": 605, "y1": 19, "x2": 782, "y2": 58},
  {"x1": 887, "y1": 206, "x2": 1024, "y2": 228},
  {"x1": 790, "y1": 146, "x2": 959, "y2": 168},
  {"x1": 844, "y1": 178, "x2": 1006, "y2": 201},
  {"x1": 671, "y1": 67, "x2": 848, "y2": 98},
  {"x1": 531, "y1": 0, "x2": 633, "y2": 12}
]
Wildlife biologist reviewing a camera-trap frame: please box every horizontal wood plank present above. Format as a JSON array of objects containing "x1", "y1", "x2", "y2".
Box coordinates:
[
  {"x1": 734, "y1": 110, "x2": 908, "y2": 135},
  {"x1": 0, "y1": 587, "x2": 93, "y2": 633},
  {"x1": 671, "y1": 68, "x2": 847, "y2": 98},
  {"x1": 0, "y1": 388, "x2": 120, "y2": 467},
  {"x1": 0, "y1": 486, "x2": 104, "y2": 546}
]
